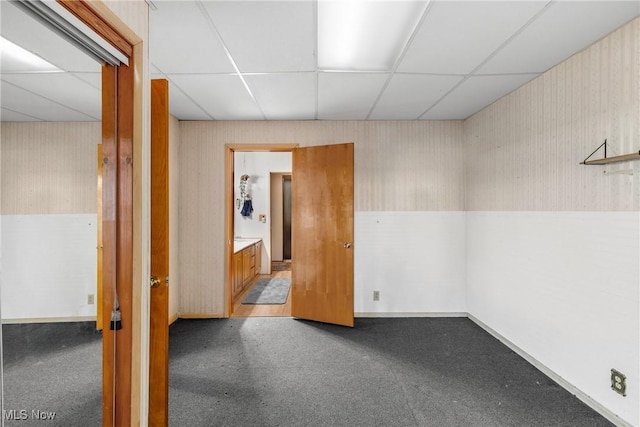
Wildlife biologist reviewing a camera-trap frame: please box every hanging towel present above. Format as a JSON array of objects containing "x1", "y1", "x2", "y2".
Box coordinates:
[{"x1": 241, "y1": 199, "x2": 253, "y2": 217}]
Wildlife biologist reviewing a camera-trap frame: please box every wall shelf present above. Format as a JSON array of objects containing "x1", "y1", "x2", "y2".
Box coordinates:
[{"x1": 580, "y1": 139, "x2": 640, "y2": 165}]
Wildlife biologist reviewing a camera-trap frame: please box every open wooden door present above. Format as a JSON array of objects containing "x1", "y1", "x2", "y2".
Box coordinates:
[
  {"x1": 291, "y1": 143, "x2": 354, "y2": 327},
  {"x1": 149, "y1": 79, "x2": 170, "y2": 426}
]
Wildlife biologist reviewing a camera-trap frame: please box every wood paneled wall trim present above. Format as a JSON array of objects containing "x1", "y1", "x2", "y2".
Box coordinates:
[
  {"x1": 61, "y1": 1, "x2": 143, "y2": 425},
  {"x1": 57, "y1": 0, "x2": 133, "y2": 56}
]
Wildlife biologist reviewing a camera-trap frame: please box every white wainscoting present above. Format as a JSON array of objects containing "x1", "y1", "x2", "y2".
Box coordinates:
[
  {"x1": 1, "y1": 214, "x2": 97, "y2": 321},
  {"x1": 467, "y1": 211, "x2": 639, "y2": 427},
  {"x1": 354, "y1": 211, "x2": 466, "y2": 315}
]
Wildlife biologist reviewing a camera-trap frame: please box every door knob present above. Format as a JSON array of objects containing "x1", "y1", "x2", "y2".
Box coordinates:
[
  {"x1": 150, "y1": 276, "x2": 161, "y2": 288},
  {"x1": 344, "y1": 242, "x2": 351, "y2": 249}
]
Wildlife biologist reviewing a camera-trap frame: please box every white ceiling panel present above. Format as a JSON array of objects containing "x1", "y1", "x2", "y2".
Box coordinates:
[
  {"x1": 2, "y1": 73, "x2": 101, "y2": 119},
  {"x1": 369, "y1": 74, "x2": 462, "y2": 120},
  {"x1": 1, "y1": 107, "x2": 40, "y2": 121},
  {"x1": 422, "y1": 74, "x2": 539, "y2": 120},
  {"x1": 1, "y1": 1, "x2": 100, "y2": 73},
  {"x1": 318, "y1": 72, "x2": 389, "y2": 120},
  {"x1": 1, "y1": 81, "x2": 98, "y2": 121},
  {"x1": 164, "y1": 79, "x2": 213, "y2": 121},
  {"x1": 202, "y1": 1, "x2": 316, "y2": 73},
  {"x1": 398, "y1": 1, "x2": 548, "y2": 74},
  {"x1": 71, "y1": 73, "x2": 101, "y2": 91},
  {"x1": 151, "y1": 73, "x2": 214, "y2": 120},
  {"x1": 245, "y1": 73, "x2": 316, "y2": 120},
  {"x1": 318, "y1": 0, "x2": 428, "y2": 71},
  {"x1": 2, "y1": 1, "x2": 638, "y2": 122},
  {"x1": 150, "y1": 1, "x2": 235, "y2": 74},
  {"x1": 169, "y1": 74, "x2": 263, "y2": 120},
  {"x1": 479, "y1": 1, "x2": 640, "y2": 74}
]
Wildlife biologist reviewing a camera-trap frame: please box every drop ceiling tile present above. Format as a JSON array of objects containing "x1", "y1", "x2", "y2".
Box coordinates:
[
  {"x1": 398, "y1": 1, "x2": 547, "y2": 74},
  {"x1": 422, "y1": 74, "x2": 539, "y2": 120},
  {"x1": 156, "y1": 76, "x2": 213, "y2": 121},
  {"x1": 369, "y1": 74, "x2": 462, "y2": 120},
  {"x1": 318, "y1": 72, "x2": 389, "y2": 120},
  {"x1": 479, "y1": 1, "x2": 640, "y2": 74},
  {"x1": 202, "y1": 1, "x2": 315, "y2": 72},
  {"x1": 245, "y1": 73, "x2": 316, "y2": 120},
  {"x1": 71, "y1": 72, "x2": 101, "y2": 91},
  {"x1": 2, "y1": 73, "x2": 101, "y2": 119},
  {"x1": 150, "y1": 1, "x2": 235, "y2": 74},
  {"x1": 1, "y1": 1, "x2": 100, "y2": 73},
  {"x1": 1, "y1": 81, "x2": 98, "y2": 121},
  {"x1": 318, "y1": 1, "x2": 428, "y2": 71},
  {"x1": 1, "y1": 107, "x2": 40, "y2": 122},
  {"x1": 169, "y1": 74, "x2": 263, "y2": 120}
]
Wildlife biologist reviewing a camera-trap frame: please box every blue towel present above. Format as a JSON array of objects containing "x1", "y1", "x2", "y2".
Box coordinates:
[{"x1": 241, "y1": 199, "x2": 253, "y2": 217}]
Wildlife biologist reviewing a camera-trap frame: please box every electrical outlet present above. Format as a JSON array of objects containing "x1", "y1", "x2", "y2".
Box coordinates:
[
  {"x1": 87, "y1": 294, "x2": 95, "y2": 305},
  {"x1": 611, "y1": 369, "x2": 626, "y2": 396},
  {"x1": 373, "y1": 291, "x2": 380, "y2": 301}
]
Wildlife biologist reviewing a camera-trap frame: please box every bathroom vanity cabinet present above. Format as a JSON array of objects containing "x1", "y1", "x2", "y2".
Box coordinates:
[{"x1": 233, "y1": 239, "x2": 262, "y2": 301}]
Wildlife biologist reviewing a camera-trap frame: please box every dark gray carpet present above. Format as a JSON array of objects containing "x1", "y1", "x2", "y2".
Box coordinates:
[
  {"x1": 242, "y1": 278, "x2": 291, "y2": 305},
  {"x1": 1, "y1": 318, "x2": 615, "y2": 426},
  {"x1": 1, "y1": 322, "x2": 101, "y2": 426},
  {"x1": 168, "y1": 317, "x2": 613, "y2": 427}
]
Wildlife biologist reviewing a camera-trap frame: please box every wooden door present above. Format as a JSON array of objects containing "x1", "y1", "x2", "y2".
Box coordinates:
[
  {"x1": 291, "y1": 143, "x2": 354, "y2": 327},
  {"x1": 149, "y1": 79, "x2": 170, "y2": 426}
]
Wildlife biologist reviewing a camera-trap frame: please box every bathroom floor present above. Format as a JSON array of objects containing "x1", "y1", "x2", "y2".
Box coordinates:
[{"x1": 231, "y1": 266, "x2": 292, "y2": 318}]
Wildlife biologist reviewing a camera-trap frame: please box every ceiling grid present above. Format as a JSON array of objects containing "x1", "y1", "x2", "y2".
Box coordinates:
[{"x1": 1, "y1": 0, "x2": 638, "y2": 121}]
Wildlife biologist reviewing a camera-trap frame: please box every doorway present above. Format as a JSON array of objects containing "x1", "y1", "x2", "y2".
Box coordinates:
[
  {"x1": 282, "y1": 175, "x2": 292, "y2": 261},
  {"x1": 225, "y1": 145, "x2": 297, "y2": 318}
]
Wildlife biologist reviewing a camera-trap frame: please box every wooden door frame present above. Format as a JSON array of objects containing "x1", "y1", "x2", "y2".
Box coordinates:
[
  {"x1": 56, "y1": 1, "x2": 147, "y2": 425},
  {"x1": 224, "y1": 144, "x2": 298, "y2": 317}
]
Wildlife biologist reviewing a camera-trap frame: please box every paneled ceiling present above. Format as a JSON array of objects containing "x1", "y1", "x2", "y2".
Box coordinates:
[{"x1": 1, "y1": 0, "x2": 638, "y2": 122}]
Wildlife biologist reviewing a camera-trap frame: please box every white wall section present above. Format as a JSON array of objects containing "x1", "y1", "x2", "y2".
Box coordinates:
[
  {"x1": 355, "y1": 211, "x2": 466, "y2": 315},
  {"x1": 466, "y1": 211, "x2": 639, "y2": 426},
  {"x1": 1, "y1": 214, "x2": 97, "y2": 321}
]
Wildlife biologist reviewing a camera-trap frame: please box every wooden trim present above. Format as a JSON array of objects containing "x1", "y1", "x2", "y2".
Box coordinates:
[
  {"x1": 149, "y1": 79, "x2": 170, "y2": 427},
  {"x1": 115, "y1": 56, "x2": 135, "y2": 427},
  {"x1": 178, "y1": 313, "x2": 226, "y2": 319},
  {"x1": 64, "y1": 1, "x2": 144, "y2": 424},
  {"x1": 581, "y1": 152, "x2": 640, "y2": 165},
  {"x1": 169, "y1": 313, "x2": 179, "y2": 325},
  {"x1": 129, "y1": 41, "x2": 145, "y2": 427},
  {"x1": 101, "y1": 59, "x2": 135, "y2": 427},
  {"x1": 226, "y1": 143, "x2": 298, "y2": 152},
  {"x1": 101, "y1": 64, "x2": 117, "y2": 427},
  {"x1": 225, "y1": 146, "x2": 234, "y2": 317},
  {"x1": 56, "y1": 0, "x2": 133, "y2": 57},
  {"x1": 97, "y1": 144, "x2": 103, "y2": 331}
]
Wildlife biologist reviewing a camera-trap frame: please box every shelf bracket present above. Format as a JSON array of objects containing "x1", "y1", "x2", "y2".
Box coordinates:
[{"x1": 581, "y1": 139, "x2": 640, "y2": 165}]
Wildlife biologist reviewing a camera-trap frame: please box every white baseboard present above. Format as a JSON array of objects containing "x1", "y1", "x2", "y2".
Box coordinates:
[
  {"x1": 355, "y1": 312, "x2": 467, "y2": 318},
  {"x1": 468, "y1": 314, "x2": 632, "y2": 427},
  {"x1": 1, "y1": 316, "x2": 96, "y2": 324}
]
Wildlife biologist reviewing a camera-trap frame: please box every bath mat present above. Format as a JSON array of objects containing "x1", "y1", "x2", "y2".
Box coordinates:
[{"x1": 242, "y1": 278, "x2": 291, "y2": 305}]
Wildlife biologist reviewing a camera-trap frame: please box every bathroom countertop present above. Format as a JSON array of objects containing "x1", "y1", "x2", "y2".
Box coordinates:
[{"x1": 233, "y1": 238, "x2": 262, "y2": 253}]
